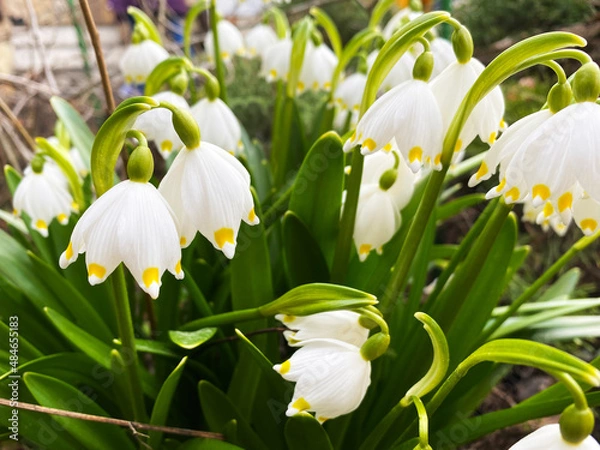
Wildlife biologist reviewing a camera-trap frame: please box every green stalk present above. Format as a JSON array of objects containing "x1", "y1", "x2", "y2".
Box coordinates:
[
  {"x1": 209, "y1": 0, "x2": 227, "y2": 103},
  {"x1": 480, "y1": 230, "x2": 600, "y2": 343},
  {"x1": 111, "y1": 266, "x2": 147, "y2": 422}
]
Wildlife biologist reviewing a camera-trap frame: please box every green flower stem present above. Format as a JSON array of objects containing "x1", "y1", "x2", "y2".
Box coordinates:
[
  {"x1": 209, "y1": 0, "x2": 227, "y2": 103},
  {"x1": 412, "y1": 396, "x2": 431, "y2": 450},
  {"x1": 309, "y1": 7, "x2": 342, "y2": 57},
  {"x1": 287, "y1": 18, "x2": 313, "y2": 99},
  {"x1": 369, "y1": 0, "x2": 396, "y2": 29},
  {"x1": 359, "y1": 401, "x2": 406, "y2": 450},
  {"x1": 551, "y1": 371, "x2": 589, "y2": 411},
  {"x1": 543, "y1": 60, "x2": 567, "y2": 84},
  {"x1": 36, "y1": 137, "x2": 86, "y2": 210},
  {"x1": 480, "y1": 230, "x2": 600, "y2": 343},
  {"x1": 265, "y1": 7, "x2": 289, "y2": 39},
  {"x1": 262, "y1": 185, "x2": 293, "y2": 228},
  {"x1": 358, "y1": 308, "x2": 389, "y2": 335},
  {"x1": 125, "y1": 129, "x2": 148, "y2": 148},
  {"x1": 190, "y1": 66, "x2": 221, "y2": 100},
  {"x1": 331, "y1": 12, "x2": 449, "y2": 284},
  {"x1": 180, "y1": 308, "x2": 262, "y2": 331},
  {"x1": 183, "y1": 0, "x2": 209, "y2": 58},
  {"x1": 111, "y1": 265, "x2": 147, "y2": 422}
]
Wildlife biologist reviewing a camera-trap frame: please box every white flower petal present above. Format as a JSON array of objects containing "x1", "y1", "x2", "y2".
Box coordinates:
[
  {"x1": 119, "y1": 40, "x2": 169, "y2": 84},
  {"x1": 509, "y1": 424, "x2": 600, "y2": 450},
  {"x1": 190, "y1": 98, "x2": 242, "y2": 155}
]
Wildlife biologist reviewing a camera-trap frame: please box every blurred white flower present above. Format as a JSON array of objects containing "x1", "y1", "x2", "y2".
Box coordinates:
[
  {"x1": 333, "y1": 73, "x2": 367, "y2": 128},
  {"x1": 298, "y1": 43, "x2": 338, "y2": 92},
  {"x1": 431, "y1": 58, "x2": 505, "y2": 155},
  {"x1": 246, "y1": 24, "x2": 278, "y2": 59},
  {"x1": 13, "y1": 160, "x2": 75, "y2": 237},
  {"x1": 573, "y1": 190, "x2": 600, "y2": 236},
  {"x1": 351, "y1": 149, "x2": 416, "y2": 261},
  {"x1": 343, "y1": 79, "x2": 444, "y2": 173},
  {"x1": 205, "y1": 20, "x2": 246, "y2": 63},
  {"x1": 260, "y1": 37, "x2": 292, "y2": 82},
  {"x1": 509, "y1": 424, "x2": 600, "y2": 450},
  {"x1": 273, "y1": 338, "x2": 371, "y2": 423},
  {"x1": 134, "y1": 91, "x2": 190, "y2": 158},
  {"x1": 522, "y1": 198, "x2": 569, "y2": 236},
  {"x1": 382, "y1": 8, "x2": 422, "y2": 40},
  {"x1": 429, "y1": 38, "x2": 456, "y2": 79},
  {"x1": 158, "y1": 141, "x2": 258, "y2": 258},
  {"x1": 190, "y1": 97, "x2": 243, "y2": 155},
  {"x1": 59, "y1": 180, "x2": 183, "y2": 298},
  {"x1": 276, "y1": 311, "x2": 369, "y2": 347},
  {"x1": 119, "y1": 40, "x2": 169, "y2": 85},
  {"x1": 367, "y1": 50, "x2": 415, "y2": 92}
]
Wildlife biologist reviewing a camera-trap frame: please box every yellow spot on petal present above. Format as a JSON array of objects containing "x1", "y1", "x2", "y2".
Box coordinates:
[
  {"x1": 532, "y1": 184, "x2": 551, "y2": 202},
  {"x1": 312, "y1": 81, "x2": 319, "y2": 89},
  {"x1": 504, "y1": 187, "x2": 520, "y2": 202},
  {"x1": 543, "y1": 202, "x2": 554, "y2": 217},
  {"x1": 359, "y1": 244, "x2": 372, "y2": 256},
  {"x1": 496, "y1": 177, "x2": 507, "y2": 192},
  {"x1": 88, "y1": 263, "x2": 106, "y2": 279},
  {"x1": 500, "y1": 119, "x2": 506, "y2": 129},
  {"x1": 180, "y1": 237, "x2": 187, "y2": 246},
  {"x1": 175, "y1": 260, "x2": 182, "y2": 274},
  {"x1": 297, "y1": 81, "x2": 305, "y2": 91},
  {"x1": 35, "y1": 219, "x2": 48, "y2": 230},
  {"x1": 279, "y1": 360, "x2": 291, "y2": 374},
  {"x1": 558, "y1": 192, "x2": 573, "y2": 212},
  {"x1": 408, "y1": 146, "x2": 423, "y2": 163},
  {"x1": 489, "y1": 132, "x2": 497, "y2": 144},
  {"x1": 135, "y1": 75, "x2": 144, "y2": 83},
  {"x1": 363, "y1": 138, "x2": 376, "y2": 152},
  {"x1": 143, "y1": 267, "x2": 159, "y2": 288},
  {"x1": 12, "y1": 209, "x2": 18, "y2": 216},
  {"x1": 214, "y1": 228, "x2": 234, "y2": 249},
  {"x1": 125, "y1": 75, "x2": 133, "y2": 84},
  {"x1": 71, "y1": 201, "x2": 79, "y2": 212},
  {"x1": 57, "y1": 213, "x2": 68, "y2": 223},
  {"x1": 318, "y1": 417, "x2": 328, "y2": 423},
  {"x1": 425, "y1": 156, "x2": 431, "y2": 164},
  {"x1": 291, "y1": 397, "x2": 311, "y2": 412},
  {"x1": 454, "y1": 139, "x2": 462, "y2": 153},
  {"x1": 65, "y1": 242, "x2": 73, "y2": 260},
  {"x1": 581, "y1": 219, "x2": 598, "y2": 232},
  {"x1": 475, "y1": 162, "x2": 488, "y2": 180},
  {"x1": 383, "y1": 143, "x2": 392, "y2": 152},
  {"x1": 221, "y1": 51, "x2": 230, "y2": 59},
  {"x1": 248, "y1": 208, "x2": 256, "y2": 222},
  {"x1": 324, "y1": 81, "x2": 331, "y2": 89},
  {"x1": 161, "y1": 140, "x2": 173, "y2": 153},
  {"x1": 434, "y1": 154, "x2": 442, "y2": 166},
  {"x1": 350, "y1": 131, "x2": 356, "y2": 142},
  {"x1": 269, "y1": 69, "x2": 278, "y2": 79}
]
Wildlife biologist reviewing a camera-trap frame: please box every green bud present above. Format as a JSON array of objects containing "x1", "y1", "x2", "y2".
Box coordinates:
[
  {"x1": 451, "y1": 25, "x2": 473, "y2": 64},
  {"x1": 409, "y1": 0, "x2": 423, "y2": 11},
  {"x1": 310, "y1": 29, "x2": 323, "y2": 47},
  {"x1": 559, "y1": 404, "x2": 595, "y2": 444},
  {"x1": 169, "y1": 70, "x2": 189, "y2": 96},
  {"x1": 413, "y1": 51, "x2": 434, "y2": 82},
  {"x1": 547, "y1": 82, "x2": 573, "y2": 113},
  {"x1": 168, "y1": 105, "x2": 200, "y2": 149},
  {"x1": 379, "y1": 168, "x2": 397, "y2": 191},
  {"x1": 127, "y1": 145, "x2": 154, "y2": 183},
  {"x1": 360, "y1": 332, "x2": 390, "y2": 361},
  {"x1": 30, "y1": 154, "x2": 45, "y2": 174},
  {"x1": 132, "y1": 23, "x2": 150, "y2": 44},
  {"x1": 573, "y1": 62, "x2": 600, "y2": 103}
]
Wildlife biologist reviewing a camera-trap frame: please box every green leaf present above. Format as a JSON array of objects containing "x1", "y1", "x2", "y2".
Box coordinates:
[
  {"x1": 198, "y1": 381, "x2": 269, "y2": 450},
  {"x1": 4, "y1": 164, "x2": 22, "y2": 195},
  {"x1": 91, "y1": 98, "x2": 157, "y2": 196},
  {"x1": 0, "y1": 319, "x2": 42, "y2": 362},
  {"x1": 148, "y1": 357, "x2": 188, "y2": 449},
  {"x1": 50, "y1": 96, "x2": 94, "y2": 168},
  {"x1": 288, "y1": 132, "x2": 344, "y2": 266},
  {"x1": 537, "y1": 267, "x2": 581, "y2": 302},
  {"x1": 285, "y1": 413, "x2": 333, "y2": 450},
  {"x1": 27, "y1": 251, "x2": 113, "y2": 342},
  {"x1": 24, "y1": 372, "x2": 135, "y2": 450},
  {"x1": 283, "y1": 211, "x2": 330, "y2": 286},
  {"x1": 436, "y1": 193, "x2": 486, "y2": 222},
  {"x1": 531, "y1": 316, "x2": 600, "y2": 342},
  {"x1": 169, "y1": 328, "x2": 217, "y2": 350},
  {"x1": 179, "y1": 439, "x2": 243, "y2": 450},
  {"x1": 239, "y1": 128, "x2": 272, "y2": 202}
]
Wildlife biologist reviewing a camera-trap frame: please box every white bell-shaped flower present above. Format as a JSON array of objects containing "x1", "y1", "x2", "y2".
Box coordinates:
[
  {"x1": 522, "y1": 198, "x2": 570, "y2": 236},
  {"x1": 245, "y1": 24, "x2": 278, "y2": 60},
  {"x1": 205, "y1": 20, "x2": 246, "y2": 63},
  {"x1": 276, "y1": 311, "x2": 370, "y2": 347},
  {"x1": 573, "y1": 189, "x2": 600, "y2": 236},
  {"x1": 429, "y1": 38, "x2": 456, "y2": 79},
  {"x1": 431, "y1": 58, "x2": 505, "y2": 154},
  {"x1": 59, "y1": 180, "x2": 183, "y2": 298},
  {"x1": 119, "y1": 40, "x2": 169, "y2": 85},
  {"x1": 352, "y1": 149, "x2": 416, "y2": 261},
  {"x1": 260, "y1": 38, "x2": 292, "y2": 82},
  {"x1": 367, "y1": 50, "x2": 415, "y2": 92},
  {"x1": 273, "y1": 338, "x2": 371, "y2": 423},
  {"x1": 298, "y1": 43, "x2": 338, "y2": 92},
  {"x1": 158, "y1": 142, "x2": 258, "y2": 258},
  {"x1": 509, "y1": 424, "x2": 600, "y2": 450},
  {"x1": 190, "y1": 97, "x2": 242, "y2": 155},
  {"x1": 134, "y1": 91, "x2": 190, "y2": 158},
  {"x1": 343, "y1": 79, "x2": 444, "y2": 172},
  {"x1": 382, "y1": 8, "x2": 423, "y2": 40},
  {"x1": 333, "y1": 73, "x2": 367, "y2": 128},
  {"x1": 13, "y1": 160, "x2": 75, "y2": 237}
]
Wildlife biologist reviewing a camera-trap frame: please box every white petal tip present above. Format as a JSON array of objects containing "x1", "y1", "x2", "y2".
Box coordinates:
[
  {"x1": 485, "y1": 189, "x2": 501, "y2": 200},
  {"x1": 409, "y1": 162, "x2": 421, "y2": 173},
  {"x1": 532, "y1": 196, "x2": 544, "y2": 208},
  {"x1": 467, "y1": 175, "x2": 479, "y2": 188},
  {"x1": 88, "y1": 275, "x2": 105, "y2": 286},
  {"x1": 221, "y1": 243, "x2": 236, "y2": 259},
  {"x1": 144, "y1": 283, "x2": 160, "y2": 300}
]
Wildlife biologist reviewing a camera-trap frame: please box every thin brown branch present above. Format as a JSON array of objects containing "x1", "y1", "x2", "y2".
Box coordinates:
[
  {"x1": 0, "y1": 97, "x2": 37, "y2": 152},
  {"x1": 0, "y1": 398, "x2": 223, "y2": 440},
  {"x1": 0, "y1": 73, "x2": 58, "y2": 97},
  {"x1": 78, "y1": 0, "x2": 116, "y2": 114}
]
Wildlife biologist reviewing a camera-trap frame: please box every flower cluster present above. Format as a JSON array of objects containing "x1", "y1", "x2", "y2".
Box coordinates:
[{"x1": 273, "y1": 311, "x2": 372, "y2": 423}]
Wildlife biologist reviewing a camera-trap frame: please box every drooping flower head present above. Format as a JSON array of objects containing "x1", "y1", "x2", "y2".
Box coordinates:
[
  {"x1": 158, "y1": 141, "x2": 258, "y2": 258},
  {"x1": 190, "y1": 97, "x2": 243, "y2": 155},
  {"x1": 59, "y1": 146, "x2": 183, "y2": 298},
  {"x1": 134, "y1": 91, "x2": 190, "y2": 158},
  {"x1": 367, "y1": 49, "x2": 415, "y2": 92},
  {"x1": 120, "y1": 40, "x2": 169, "y2": 86},
  {"x1": 260, "y1": 37, "x2": 292, "y2": 82},
  {"x1": 298, "y1": 42, "x2": 338, "y2": 92},
  {"x1": 333, "y1": 73, "x2": 367, "y2": 129},
  {"x1": 205, "y1": 20, "x2": 246, "y2": 64},
  {"x1": 13, "y1": 156, "x2": 75, "y2": 237},
  {"x1": 246, "y1": 24, "x2": 278, "y2": 60}
]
